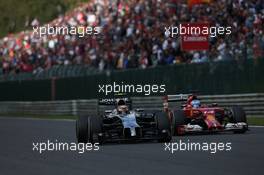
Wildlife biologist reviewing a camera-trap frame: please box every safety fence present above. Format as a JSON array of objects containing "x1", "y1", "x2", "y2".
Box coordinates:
[
  {"x1": 1, "y1": 59, "x2": 264, "y2": 101},
  {"x1": 0, "y1": 93, "x2": 263, "y2": 117},
  {"x1": 0, "y1": 65, "x2": 100, "y2": 82}
]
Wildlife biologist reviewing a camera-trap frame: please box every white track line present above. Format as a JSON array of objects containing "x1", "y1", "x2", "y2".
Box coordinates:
[{"x1": 249, "y1": 125, "x2": 264, "y2": 128}]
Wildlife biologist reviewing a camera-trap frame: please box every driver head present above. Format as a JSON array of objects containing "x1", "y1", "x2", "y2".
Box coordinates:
[
  {"x1": 117, "y1": 99, "x2": 128, "y2": 114},
  {"x1": 191, "y1": 99, "x2": 201, "y2": 108}
]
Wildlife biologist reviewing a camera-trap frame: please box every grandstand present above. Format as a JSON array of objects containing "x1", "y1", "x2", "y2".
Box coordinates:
[{"x1": 0, "y1": 0, "x2": 263, "y2": 81}]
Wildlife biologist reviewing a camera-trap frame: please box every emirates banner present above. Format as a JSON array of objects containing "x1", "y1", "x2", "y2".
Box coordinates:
[{"x1": 180, "y1": 22, "x2": 209, "y2": 51}]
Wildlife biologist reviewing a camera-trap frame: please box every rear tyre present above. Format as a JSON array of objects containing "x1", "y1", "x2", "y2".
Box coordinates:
[
  {"x1": 231, "y1": 106, "x2": 248, "y2": 133},
  {"x1": 172, "y1": 110, "x2": 186, "y2": 136},
  {"x1": 156, "y1": 112, "x2": 172, "y2": 142}
]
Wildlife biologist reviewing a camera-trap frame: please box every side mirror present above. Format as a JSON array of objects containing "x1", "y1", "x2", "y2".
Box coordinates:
[
  {"x1": 181, "y1": 104, "x2": 187, "y2": 108},
  {"x1": 105, "y1": 110, "x2": 112, "y2": 114},
  {"x1": 212, "y1": 103, "x2": 218, "y2": 107},
  {"x1": 135, "y1": 108, "x2": 144, "y2": 112}
]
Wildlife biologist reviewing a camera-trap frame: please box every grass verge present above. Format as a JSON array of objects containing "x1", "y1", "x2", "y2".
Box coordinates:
[{"x1": 247, "y1": 117, "x2": 264, "y2": 126}]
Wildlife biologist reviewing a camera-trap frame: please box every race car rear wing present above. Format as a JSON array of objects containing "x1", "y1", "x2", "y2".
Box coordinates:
[
  {"x1": 98, "y1": 97, "x2": 132, "y2": 114},
  {"x1": 98, "y1": 97, "x2": 132, "y2": 106},
  {"x1": 165, "y1": 94, "x2": 189, "y2": 102},
  {"x1": 163, "y1": 94, "x2": 189, "y2": 109}
]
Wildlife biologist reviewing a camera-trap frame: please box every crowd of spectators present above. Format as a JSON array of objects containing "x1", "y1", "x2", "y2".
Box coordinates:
[{"x1": 0, "y1": 0, "x2": 263, "y2": 75}]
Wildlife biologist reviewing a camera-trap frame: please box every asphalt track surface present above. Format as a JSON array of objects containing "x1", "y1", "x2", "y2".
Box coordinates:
[{"x1": 0, "y1": 117, "x2": 263, "y2": 175}]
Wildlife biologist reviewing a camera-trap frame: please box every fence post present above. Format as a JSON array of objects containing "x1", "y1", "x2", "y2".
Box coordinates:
[
  {"x1": 51, "y1": 77, "x2": 57, "y2": 101},
  {"x1": 72, "y1": 100, "x2": 77, "y2": 116}
]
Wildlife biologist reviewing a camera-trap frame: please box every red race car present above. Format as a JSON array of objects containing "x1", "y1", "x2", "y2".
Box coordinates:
[{"x1": 163, "y1": 94, "x2": 248, "y2": 135}]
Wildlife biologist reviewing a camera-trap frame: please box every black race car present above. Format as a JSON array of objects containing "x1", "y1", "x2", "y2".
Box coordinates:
[{"x1": 76, "y1": 97, "x2": 171, "y2": 144}]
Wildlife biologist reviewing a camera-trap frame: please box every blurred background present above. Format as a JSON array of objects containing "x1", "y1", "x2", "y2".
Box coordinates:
[
  {"x1": 0, "y1": 2, "x2": 263, "y2": 174},
  {"x1": 0, "y1": 0, "x2": 263, "y2": 102}
]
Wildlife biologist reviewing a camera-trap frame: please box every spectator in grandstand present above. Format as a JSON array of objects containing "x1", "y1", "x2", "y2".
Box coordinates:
[{"x1": 0, "y1": 0, "x2": 263, "y2": 76}]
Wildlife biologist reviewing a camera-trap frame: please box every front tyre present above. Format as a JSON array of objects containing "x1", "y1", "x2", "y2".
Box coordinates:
[
  {"x1": 76, "y1": 116, "x2": 90, "y2": 143},
  {"x1": 231, "y1": 106, "x2": 248, "y2": 133},
  {"x1": 156, "y1": 112, "x2": 172, "y2": 142},
  {"x1": 172, "y1": 110, "x2": 186, "y2": 136}
]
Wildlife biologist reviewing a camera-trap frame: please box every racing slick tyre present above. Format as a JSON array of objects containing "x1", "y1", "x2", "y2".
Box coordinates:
[
  {"x1": 231, "y1": 106, "x2": 248, "y2": 134},
  {"x1": 76, "y1": 116, "x2": 89, "y2": 143},
  {"x1": 172, "y1": 110, "x2": 186, "y2": 136},
  {"x1": 76, "y1": 116, "x2": 103, "y2": 144},
  {"x1": 90, "y1": 116, "x2": 104, "y2": 144},
  {"x1": 156, "y1": 112, "x2": 172, "y2": 142}
]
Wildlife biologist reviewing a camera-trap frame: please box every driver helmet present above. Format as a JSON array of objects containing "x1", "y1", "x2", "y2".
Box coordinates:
[
  {"x1": 117, "y1": 99, "x2": 128, "y2": 114},
  {"x1": 191, "y1": 99, "x2": 201, "y2": 108}
]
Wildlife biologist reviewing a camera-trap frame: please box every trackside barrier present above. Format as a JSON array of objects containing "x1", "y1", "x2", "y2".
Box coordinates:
[{"x1": 0, "y1": 93, "x2": 263, "y2": 117}]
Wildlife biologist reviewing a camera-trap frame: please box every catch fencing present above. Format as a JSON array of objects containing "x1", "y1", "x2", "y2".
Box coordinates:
[{"x1": 0, "y1": 93, "x2": 263, "y2": 117}]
